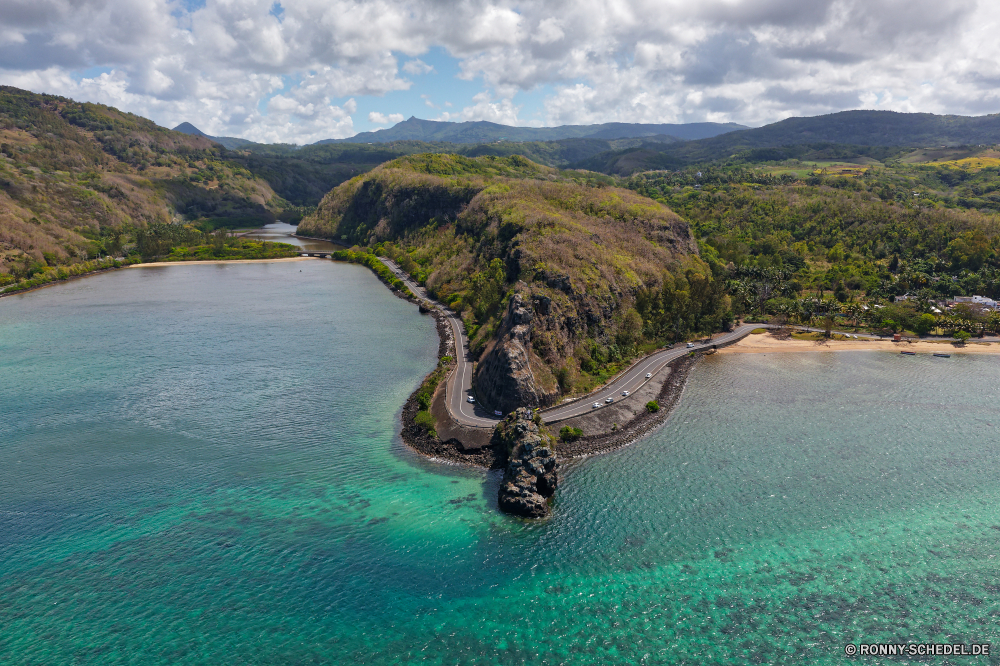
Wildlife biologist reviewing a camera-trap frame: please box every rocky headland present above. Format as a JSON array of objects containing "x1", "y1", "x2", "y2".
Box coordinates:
[{"x1": 493, "y1": 408, "x2": 559, "y2": 518}]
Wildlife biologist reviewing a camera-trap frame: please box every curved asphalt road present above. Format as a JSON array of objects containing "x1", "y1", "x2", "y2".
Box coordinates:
[
  {"x1": 376, "y1": 258, "x2": 962, "y2": 428},
  {"x1": 539, "y1": 324, "x2": 764, "y2": 422},
  {"x1": 379, "y1": 258, "x2": 498, "y2": 427},
  {"x1": 379, "y1": 253, "x2": 771, "y2": 428}
]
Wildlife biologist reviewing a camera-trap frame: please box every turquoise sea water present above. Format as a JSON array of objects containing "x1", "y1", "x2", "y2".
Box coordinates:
[{"x1": 2, "y1": 262, "x2": 1000, "y2": 665}]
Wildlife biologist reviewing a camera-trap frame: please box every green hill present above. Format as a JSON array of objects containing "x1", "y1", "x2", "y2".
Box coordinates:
[
  {"x1": 299, "y1": 154, "x2": 730, "y2": 411},
  {"x1": 0, "y1": 86, "x2": 312, "y2": 271}
]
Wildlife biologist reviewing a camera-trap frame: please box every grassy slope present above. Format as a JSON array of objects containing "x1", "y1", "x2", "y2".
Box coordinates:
[
  {"x1": 0, "y1": 86, "x2": 295, "y2": 272},
  {"x1": 299, "y1": 154, "x2": 729, "y2": 398}
]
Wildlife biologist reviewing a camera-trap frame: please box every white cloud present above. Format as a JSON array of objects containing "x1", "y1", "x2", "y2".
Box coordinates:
[
  {"x1": 0, "y1": 0, "x2": 996, "y2": 141},
  {"x1": 368, "y1": 111, "x2": 405, "y2": 124},
  {"x1": 436, "y1": 92, "x2": 521, "y2": 124},
  {"x1": 403, "y1": 58, "x2": 434, "y2": 75}
]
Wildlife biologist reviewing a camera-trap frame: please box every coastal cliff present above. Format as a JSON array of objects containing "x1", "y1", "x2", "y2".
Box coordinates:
[
  {"x1": 299, "y1": 154, "x2": 730, "y2": 415},
  {"x1": 474, "y1": 294, "x2": 559, "y2": 413},
  {"x1": 493, "y1": 408, "x2": 559, "y2": 518}
]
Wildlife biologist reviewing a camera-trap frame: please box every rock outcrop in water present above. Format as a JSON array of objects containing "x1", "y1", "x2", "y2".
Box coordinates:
[
  {"x1": 494, "y1": 407, "x2": 558, "y2": 518},
  {"x1": 474, "y1": 294, "x2": 559, "y2": 414}
]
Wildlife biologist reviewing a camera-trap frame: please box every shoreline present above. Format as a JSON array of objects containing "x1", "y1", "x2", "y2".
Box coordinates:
[
  {"x1": 556, "y1": 353, "x2": 701, "y2": 459},
  {"x1": 132, "y1": 257, "x2": 316, "y2": 268},
  {"x1": 720, "y1": 334, "x2": 1000, "y2": 355},
  {"x1": 2, "y1": 256, "x2": 320, "y2": 299}
]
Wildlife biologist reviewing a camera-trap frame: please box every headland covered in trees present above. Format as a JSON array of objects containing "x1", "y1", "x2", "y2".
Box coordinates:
[{"x1": 6, "y1": 85, "x2": 1000, "y2": 514}]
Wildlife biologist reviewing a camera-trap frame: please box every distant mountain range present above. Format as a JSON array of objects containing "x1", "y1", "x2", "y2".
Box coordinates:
[
  {"x1": 573, "y1": 110, "x2": 1000, "y2": 174},
  {"x1": 172, "y1": 122, "x2": 257, "y2": 150},
  {"x1": 317, "y1": 117, "x2": 748, "y2": 144},
  {"x1": 172, "y1": 117, "x2": 748, "y2": 149},
  {"x1": 173, "y1": 108, "x2": 1000, "y2": 177}
]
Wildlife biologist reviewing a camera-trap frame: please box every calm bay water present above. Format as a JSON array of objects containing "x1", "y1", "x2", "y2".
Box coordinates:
[{"x1": 2, "y1": 262, "x2": 1000, "y2": 665}]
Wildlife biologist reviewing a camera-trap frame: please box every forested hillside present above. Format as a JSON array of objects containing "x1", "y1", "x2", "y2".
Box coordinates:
[
  {"x1": 0, "y1": 87, "x2": 309, "y2": 275},
  {"x1": 618, "y1": 148, "x2": 1000, "y2": 337},
  {"x1": 299, "y1": 154, "x2": 730, "y2": 410}
]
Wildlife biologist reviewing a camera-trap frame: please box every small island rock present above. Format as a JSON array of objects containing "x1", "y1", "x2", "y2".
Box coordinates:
[{"x1": 494, "y1": 407, "x2": 559, "y2": 518}]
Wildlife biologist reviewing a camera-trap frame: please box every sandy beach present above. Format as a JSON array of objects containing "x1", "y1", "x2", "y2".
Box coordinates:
[
  {"x1": 131, "y1": 257, "x2": 318, "y2": 268},
  {"x1": 720, "y1": 332, "x2": 1000, "y2": 355}
]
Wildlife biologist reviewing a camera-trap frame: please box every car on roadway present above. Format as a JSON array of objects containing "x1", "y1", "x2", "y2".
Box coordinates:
[
  {"x1": 592, "y1": 402, "x2": 601, "y2": 409},
  {"x1": 621, "y1": 390, "x2": 630, "y2": 397},
  {"x1": 494, "y1": 410, "x2": 503, "y2": 417},
  {"x1": 645, "y1": 372, "x2": 652, "y2": 379},
  {"x1": 686, "y1": 342, "x2": 695, "y2": 348},
  {"x1": 467, "y1": 396, "x2": 475, "y2": 403},
  {"x1": 605, "y1": 396, "x2": 614, "y2": 403}
]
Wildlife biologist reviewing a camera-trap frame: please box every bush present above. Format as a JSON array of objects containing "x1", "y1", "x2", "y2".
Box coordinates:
[
  {"x1": 912, "y1": 313, "x2": 936, "y2": 336},
  {"x1": 559, "y1": 426, "x2": 583, "y2": 442},
  {"x1": 954, "y1": 330, "x2": 971, "y2": 344},
  {"x1": 646, "y1": 401, "x2": 660, "y2": 413},
  {"x1": 414, "y1": 410, "x2": 436, "y2": 433}
]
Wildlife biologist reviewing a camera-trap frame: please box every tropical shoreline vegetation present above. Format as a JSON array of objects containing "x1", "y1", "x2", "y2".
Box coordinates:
[{"x1": 6, "y1": 85, "x2": 1000, "y2": 385}]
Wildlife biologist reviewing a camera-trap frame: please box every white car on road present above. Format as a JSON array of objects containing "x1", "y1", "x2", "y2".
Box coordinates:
[
  {"x1": 592, "y1": 402, "x2": 601, "y2": 409},
  {"x1": 605, "y1": 396, "x2": 614, "y2": 403},
  {"x1": 621, "y1": 390, "x2": 630, "y2": 397},
  {"x1": 645, "y1": 372, "x2": 652, "y2": 379},
  {"x1": 467, "y1": 396, "x2": 475, "y2": 403}
]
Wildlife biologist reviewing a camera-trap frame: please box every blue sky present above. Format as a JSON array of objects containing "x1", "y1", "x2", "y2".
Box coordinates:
[{"x1": 1, "y1": 0, "x2": 998, "y2": 144}]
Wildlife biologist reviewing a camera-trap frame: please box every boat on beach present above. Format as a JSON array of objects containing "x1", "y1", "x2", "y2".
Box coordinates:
[
  {"x1": 933, "y1": 353, "x2": 951, "y2": 358},
  {"x1": 900, "y1": 351, "x2": 916, "y2": 355}
]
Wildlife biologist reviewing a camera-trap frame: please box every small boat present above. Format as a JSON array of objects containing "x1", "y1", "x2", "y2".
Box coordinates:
[
  {"x1": 900, "y1": 351, "x2": 916, "y2": 355},
  {"x1": 933, "y1": 353, "x2": 951, "y2": 358}
]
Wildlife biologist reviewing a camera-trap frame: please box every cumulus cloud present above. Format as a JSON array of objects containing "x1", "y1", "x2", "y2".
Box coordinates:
[
  {"x1": 403, "y1": 59, "x2": 434, "y2": 75},
  {"x1": 368, "y1": 111, "x2": 405, "y2": 124},
  {"x1": 0, "y1": 0, "x2": 996, "y2": 142}
]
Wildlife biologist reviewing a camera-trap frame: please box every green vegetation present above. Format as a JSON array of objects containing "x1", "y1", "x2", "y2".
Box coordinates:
[
  {"x1": 300, "y1": 153, "x2": 731, "y2": 401},
  {"x1": 559, "y1": 426, "x2": 583, "y2": 442},
  {"x1": 330, "y1": 249, "x2": 413, "y2": 297},
  {"x1": 1, "y1": 255, "x2": 140, "y2": 295},
  {"x1": 164, "y1": 238, "x2": 299, "y2": 261},
  {"x1": 616, "y1": 146, "x2": 1000, "y2": 341},
  {"x1": 645, "y1": 401, "x2": 660, "y2": 413},
  {"x1": 412, "y1": 355, "x2": 454, "y2": 412},
  {"x1": 0, "y1": 86, "x2": 312, "y2": 279},
  {"x1": 413, "y1": 410, "x2": 436, "y2": 436}
]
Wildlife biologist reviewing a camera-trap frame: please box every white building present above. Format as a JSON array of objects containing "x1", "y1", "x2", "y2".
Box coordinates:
[{"x1": 972, "y1": 295, "x2": 998, "y2": 308}]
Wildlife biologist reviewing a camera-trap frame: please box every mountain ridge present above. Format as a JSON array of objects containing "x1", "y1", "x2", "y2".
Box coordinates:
[
  {"x1": 574, "y1": 109, "x2": 1000, "y2": 174},
  {"x1": 173, "y1": 118, "x2": 748, "y2": 148}
]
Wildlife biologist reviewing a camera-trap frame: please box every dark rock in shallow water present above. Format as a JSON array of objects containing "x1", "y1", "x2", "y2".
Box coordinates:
[{"x1": 494, "y1": 407, "x2": 558, "y2": 518}]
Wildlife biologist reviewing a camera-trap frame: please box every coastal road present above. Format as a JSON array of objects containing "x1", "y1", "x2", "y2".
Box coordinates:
[
  {"x1": 378, "y1": 258, "x2": 498, "y2": 427},
  {"x1": 376, "y1": 259, "x2": 956, "y2": 428},
  {"x1": 380, "y1": 254, "x2": 767, "y2": 428},
  {"x1": 539, "y1": 324, "x2": 764, "y2": 423}
]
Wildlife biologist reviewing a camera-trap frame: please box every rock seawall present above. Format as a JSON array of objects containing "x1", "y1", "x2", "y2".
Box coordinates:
[{"x1": 493, "y1": 408, "x2": 559, "y2": 518}]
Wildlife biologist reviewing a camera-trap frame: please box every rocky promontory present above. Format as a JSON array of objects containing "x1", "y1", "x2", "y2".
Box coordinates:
[
  {"x1": 474, "y1": 294, "x2": 559, "y2": 414},
  {"x1": 493, "y1": 408, "x2": 559, "y2": 518}
]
